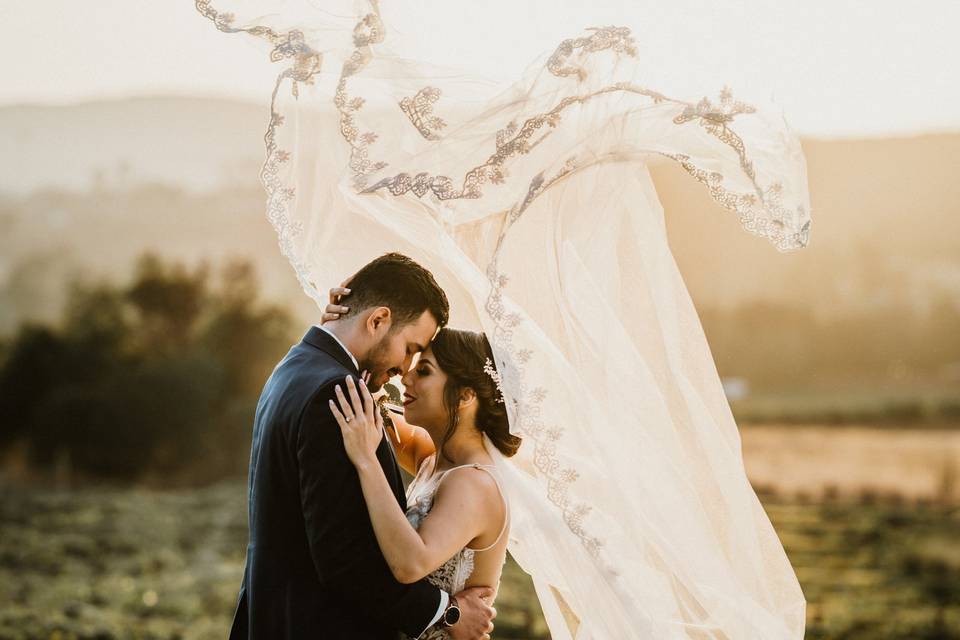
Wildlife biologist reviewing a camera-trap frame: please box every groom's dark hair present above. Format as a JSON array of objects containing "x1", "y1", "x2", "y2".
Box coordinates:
[{"x1": 340, "y1": 253, "x2": 449, "y2": 329}]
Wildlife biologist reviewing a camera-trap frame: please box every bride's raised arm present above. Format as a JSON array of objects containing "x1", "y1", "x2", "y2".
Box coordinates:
[
  {"x1": 329, "y1": 375, "x2": 501, "y2": 584},
  {"x1": 381, "y1": 406, "x2": 436, "y2": 476}
]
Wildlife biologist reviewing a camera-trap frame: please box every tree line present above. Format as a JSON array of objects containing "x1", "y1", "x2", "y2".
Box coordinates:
[{"x1": 0, "y1": 253, "x2": 295, "y2": 485}]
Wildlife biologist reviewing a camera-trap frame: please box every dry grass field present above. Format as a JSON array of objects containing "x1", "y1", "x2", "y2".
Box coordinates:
[
  {"x1": 1, "y1": 425, "x2": 959, "y2": 639},
  {"x1": 741, "y1": 425, "x2": 960, "y2": 503}
]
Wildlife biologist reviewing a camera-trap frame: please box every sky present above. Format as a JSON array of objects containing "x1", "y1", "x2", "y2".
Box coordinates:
[{"x1": 3, "y1": 0, "x2": 958, "y2": 138}]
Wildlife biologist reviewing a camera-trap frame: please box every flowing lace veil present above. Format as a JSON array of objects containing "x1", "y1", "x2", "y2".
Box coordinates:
[{"x1": 198, "y1": 1, "x2": 810, "y2": 637}]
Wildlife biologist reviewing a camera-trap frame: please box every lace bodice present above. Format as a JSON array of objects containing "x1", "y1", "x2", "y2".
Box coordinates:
[{"x1": 400, "y1": 455, "x2": 508, "y2": 640}]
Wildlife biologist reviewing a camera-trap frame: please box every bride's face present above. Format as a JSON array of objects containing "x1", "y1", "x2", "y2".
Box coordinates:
[{"x1": 399, "y1": 346, "x2": 449, "y2": 435}]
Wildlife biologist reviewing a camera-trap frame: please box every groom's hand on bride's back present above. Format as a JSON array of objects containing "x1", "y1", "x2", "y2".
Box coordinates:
[{"x1": 449, "y1": 586, "x2": 496, "y2": 640}]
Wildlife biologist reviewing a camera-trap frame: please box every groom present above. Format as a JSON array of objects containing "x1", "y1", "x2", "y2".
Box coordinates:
[{"x1": 230, "y1": 253, "x2": 496, "y2": 639}]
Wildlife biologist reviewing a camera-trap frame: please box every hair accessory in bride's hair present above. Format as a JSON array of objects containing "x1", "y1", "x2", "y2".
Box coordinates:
[{"x1": 483, "y1": 357, "x2": 506, "y2": 404}]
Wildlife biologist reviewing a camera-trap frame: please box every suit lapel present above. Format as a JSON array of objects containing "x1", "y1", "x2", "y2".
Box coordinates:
[
  {"x1": 377, "y1": 430, "x2": 407, "y2": 508},
  {"x1": 300, "y1": 326, "x2": 406, "y2": 507},
  {"x1": 301, "y1": 325, "x2": 360, "y2": 376}
]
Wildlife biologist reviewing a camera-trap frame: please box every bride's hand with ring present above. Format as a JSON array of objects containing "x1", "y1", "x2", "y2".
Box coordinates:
[{"x1": 329, "y1": 374, "x2": 383, "y2": 469}]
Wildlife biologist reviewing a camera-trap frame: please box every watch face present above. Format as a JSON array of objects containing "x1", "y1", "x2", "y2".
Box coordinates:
[{"x1": 444, "y1": 605, "x2": 461, "y2": 626}]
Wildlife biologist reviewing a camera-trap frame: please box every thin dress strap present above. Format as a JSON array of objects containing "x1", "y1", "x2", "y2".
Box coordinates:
[{"x1": 437, "y1": 463, "x2": 509, "y2": 553}]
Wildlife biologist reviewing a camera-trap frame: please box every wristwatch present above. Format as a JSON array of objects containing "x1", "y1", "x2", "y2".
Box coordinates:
[{"x1": 441, "y1": 595, "x2": 461, "y2": 627}]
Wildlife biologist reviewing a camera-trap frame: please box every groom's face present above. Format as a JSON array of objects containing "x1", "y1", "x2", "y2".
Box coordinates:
[{"x1": 362, "y1": 309, "x2": 439, "y2": 391}]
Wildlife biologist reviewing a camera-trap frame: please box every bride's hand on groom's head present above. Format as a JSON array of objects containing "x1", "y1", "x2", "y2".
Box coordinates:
[
  {"x1": 330, "y1": 374, "x2": 384, "y2": 468},
  {"x1": 320, "y1": 282, "x2": 352, "y2": 324}
]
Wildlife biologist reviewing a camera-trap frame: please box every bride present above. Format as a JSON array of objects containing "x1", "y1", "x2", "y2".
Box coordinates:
[
  {"x1": 327, "y1": 316, "x2": 518, "y2": 640},
  {"x1": 199, "y1": 0, "x2": 810, "y2": 637}
]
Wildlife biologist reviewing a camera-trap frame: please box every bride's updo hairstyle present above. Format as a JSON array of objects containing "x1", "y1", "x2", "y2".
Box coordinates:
[{"x1": 430, "y1": 328, "x2": 521, "y2": 460}]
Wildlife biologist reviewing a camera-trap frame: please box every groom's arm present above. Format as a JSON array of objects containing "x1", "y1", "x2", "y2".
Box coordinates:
[{"x1": 297, "y1": 382, "x2": 444, "y2": 637}]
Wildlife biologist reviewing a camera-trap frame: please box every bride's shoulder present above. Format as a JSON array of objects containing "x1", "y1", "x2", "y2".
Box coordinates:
[{"x1": 436, "y1": 463, "x2": 504, "y2": 510}]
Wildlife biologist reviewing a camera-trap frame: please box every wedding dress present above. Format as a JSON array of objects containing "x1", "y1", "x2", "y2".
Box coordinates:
[
  {"x1": 401, "y1": 451, "x2": 510, "y2": 640},
  {"x1": 198, "y1": 1, "x2": 811, "y2": 637}
]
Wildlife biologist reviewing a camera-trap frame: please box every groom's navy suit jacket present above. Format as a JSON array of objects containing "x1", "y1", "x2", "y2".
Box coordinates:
[{"x1": 229, "y1": 326, "x2": 441, "y2": 640}]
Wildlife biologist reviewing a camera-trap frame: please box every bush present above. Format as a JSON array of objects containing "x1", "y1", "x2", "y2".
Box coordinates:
[{"x1": 0, "y1": 253, "x2": 294, "y2": 484}]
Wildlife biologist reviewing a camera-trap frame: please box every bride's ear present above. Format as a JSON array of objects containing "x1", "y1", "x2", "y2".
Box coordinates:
[{"x1": 458, "y1": 387, "x2": 477, "y2": 410}]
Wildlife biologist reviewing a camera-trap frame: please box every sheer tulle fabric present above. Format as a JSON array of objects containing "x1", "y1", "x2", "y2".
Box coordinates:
[{"x1": 199, "y1": 1, "x2": 809, "y2": 637}]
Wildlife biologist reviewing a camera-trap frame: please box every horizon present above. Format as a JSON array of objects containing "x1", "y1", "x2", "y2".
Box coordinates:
[{"x1": 4, "y1": 92, "x2": 960, "y2": 143}]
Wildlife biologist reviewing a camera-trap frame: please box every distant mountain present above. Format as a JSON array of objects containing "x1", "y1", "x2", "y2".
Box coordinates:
[
  {"x1": 1, "y1": 96, "x2": 958, "y2": 326},
  {"x1": 0, "y1": 96, "x2": 268, "y2": 194}
]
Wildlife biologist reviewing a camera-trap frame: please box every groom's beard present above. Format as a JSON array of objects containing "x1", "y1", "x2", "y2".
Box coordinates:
[{"x1": 358, "y1": 334, "x2": 399, "y2": 393}]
